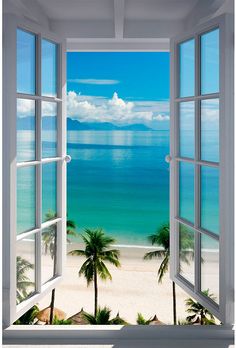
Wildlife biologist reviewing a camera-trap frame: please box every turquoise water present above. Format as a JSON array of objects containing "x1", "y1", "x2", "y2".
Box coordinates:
[
  {"x1": 17, "y1": 129, "x2": 219, "y2": 247},
  {"x1": 67, "y1": 130, "x2": 170, "y2": 245}
]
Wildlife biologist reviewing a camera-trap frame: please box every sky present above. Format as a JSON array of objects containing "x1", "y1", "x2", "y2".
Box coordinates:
[
  {"x1": 67, "y1": 52, "x2": 170, "y2": 130},
  {"x1": 16, "y1": 30, "x2": 219, "y2": 133}
]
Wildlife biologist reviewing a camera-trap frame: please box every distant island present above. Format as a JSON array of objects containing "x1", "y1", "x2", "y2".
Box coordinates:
[
  {"x1": 17, "y1": 116, "x2": 154, "y2": 131},
  {"x1": 67, "y1": 118, "x2": 153, "y2": 131}
]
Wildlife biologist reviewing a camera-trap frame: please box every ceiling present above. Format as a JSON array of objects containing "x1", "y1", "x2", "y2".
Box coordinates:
[
  {"x1": 4, "y1": 0, "x2": 230, "y2": 50},
  {"x1": 37, "y1": 0, "x2": 115, "y2": 21},
  {"x1": 36, "y1": 0, "x2": 199, "y2": 21}
]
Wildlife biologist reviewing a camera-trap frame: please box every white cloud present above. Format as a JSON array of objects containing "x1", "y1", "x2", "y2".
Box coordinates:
[
  {"x1": 134, "y1": 100, "x2": 170, "y2": 114},
  {"x1": 153, "y1": 114, "x2": 170, "y2": 121},
  {"x1": 67, "y1": 91, "x2": 161, "y2": 125},
  {"x1": 68, "y1": 79, "x2": 120, "y2": 85},
  {"x1": 16, "y1": 91, "x2": 170, "y2": 127},
  {"x1": 17, "y1": 99, "x2": 35, "y2": 117},
  {"x1": 17, "y1": 99, "x2": 57, "y2": 117}
]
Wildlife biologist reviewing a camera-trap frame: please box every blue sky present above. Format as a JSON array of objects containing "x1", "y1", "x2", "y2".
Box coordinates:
[{"x1": 67, "y1": 52, "x2": 170, "y2": 130}]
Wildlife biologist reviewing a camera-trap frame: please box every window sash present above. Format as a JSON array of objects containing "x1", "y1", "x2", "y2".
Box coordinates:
[
  {"x1": 3, "y1": 14, "x2": 67, "y2": 326},
  {"x1": 170, "y1": 14, "x2": 234, "y2": 324}
]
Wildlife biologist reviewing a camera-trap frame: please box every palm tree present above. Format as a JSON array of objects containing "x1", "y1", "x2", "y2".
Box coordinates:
[
  {"x1": 185, "y1": 290, "x2": 216, "y2": 325},
  {"x1": 42, "y1": 222, "x2": 57, "y2": 324},
  {"x1": 68, "y1": 228, "x2": 121, "y2": 316},
  {"x1": 66, "y1": 218, "x2": 77, "y2": 242},
  {"x1": 44, "y1": 210, "x2": 77, "y2": 243},
  {"x1": 143, "y1": 223, "x2": 194, "y2": 325},
  {"x1": 52, "y1": 317, "x2": 72, "y2": 325},
  {"x1": 14, "y1": 305, "x2": 39, "y2": 325},
  {"x1": 16, "y1": 256, "x2": 34, "y2": 304},
  {"x1": 136, "y1": 313, "x2": 152, "y2": 325},
  {"x1": 82, "y1": 306, "x2": 128, "y2": 325},
  {"x1": 42, "y1": 211, "x2": 77, "y2": 324}
]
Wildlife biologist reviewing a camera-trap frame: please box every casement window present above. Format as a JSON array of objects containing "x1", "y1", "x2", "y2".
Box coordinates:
[
  {"x1": 169, "y1": 15, "x2": 234, "y2": 325},
  {"x1": 2, "y1": 11, "x2": 234, "y2": 346},
  {"x1": 3, "y1": 15, "x2": 67, "y2": 326}
]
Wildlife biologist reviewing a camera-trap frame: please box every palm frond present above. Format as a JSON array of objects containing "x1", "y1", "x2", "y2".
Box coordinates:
[
  {"x1": 96, "y1": 260, "x2": 112, "y2": 281},
  {"x1": 143, "y1": 249, "x2": 166, "y2": 260},
  {"x1": 79, "y1": 259, "x2": 94, "y2": 285},
  {"x1": 68, "y1": 249, "x2": 86, "y2": 257},
  {"x1": 157, "y1": 255, "x2": 169, "y2": 283}
]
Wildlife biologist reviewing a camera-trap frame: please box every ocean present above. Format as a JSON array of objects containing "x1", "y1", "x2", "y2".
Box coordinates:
[
  {"x1": 67, "y1": 130, "x2": 169, "y2": 245},
  {"x1": 17, "y1": 129, "x2": 219, "y2": 248}
]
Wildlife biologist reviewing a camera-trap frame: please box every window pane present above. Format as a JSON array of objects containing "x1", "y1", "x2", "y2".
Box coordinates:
[
  {"x1": 17, "y1": 166, "x2": 36, "y2": 234},
  {"x1": 179, "y1": 223, "x2": 194, "y2": 285},
  {"x1": 42, "y1": 162, "x2": 57, "y2": 222},
  {"x1": 17, "y1": 29, "x2": 36, "y2": 94},
  {"x1": 41, "y1": 224, "x2": 57, "y2": 284},
  {"x1": 201, "y1": 99, "x2": 219, "y2": 163},
  {"x1": 179, "y1": 162, "x2": 194, "y2": 223},
  {"x1": 42, "y1": 39, "x2": 57, "y2": 97},
  {"x1": 201, "y1": 29, "x2": 219, "y2": 95},
  {"x1": 17, "y1": 99, "x2": 36, "y2": 162},
  {"x1": 201, "y1": 234, "x2": 219, "y2": 304},
  {"x1": 16, "y1": 234, "x2": 35, "y2": 304},
  {"x1": 179, "y1": 39, "x2": 195, "y2": 97},
  {"x1": 42, "y1": 102, "x2": 57, "y2": 158},
  {"x1": 179, "y1": 101, "x2": 194, "y2": 158},
  {"x1": 200, "y1": 166, "x2": 219, "y2": 234}
]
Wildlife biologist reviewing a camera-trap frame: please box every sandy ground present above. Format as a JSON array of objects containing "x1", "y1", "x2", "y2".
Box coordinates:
[{"x1": 37, "y1": 244, "x2": 204, "y2": 324}]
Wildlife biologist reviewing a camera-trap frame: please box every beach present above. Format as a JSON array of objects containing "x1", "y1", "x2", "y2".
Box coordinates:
[{"x1": 37, "y1": 243, "x2": 219, "y2": 324}]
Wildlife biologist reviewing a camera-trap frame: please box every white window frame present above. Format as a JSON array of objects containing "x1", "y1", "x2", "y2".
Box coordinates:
[
  {"x1": 2, "y1": 11, "x2": 234, "y2": 347},
  {"x1": 3, "y1": 13, "x2": 67, "y2": 327},
  {"x1": 170, "y1": 14, "x2": 234, "y2": 325}
]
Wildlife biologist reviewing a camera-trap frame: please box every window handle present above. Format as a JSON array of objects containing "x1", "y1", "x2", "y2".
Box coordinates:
[
  {"x1": 165, "y1": 154, "x2": 172, "y2": 163},
  {"x1": 64, "y1": 155, "x2": 72, "y2": 163}
]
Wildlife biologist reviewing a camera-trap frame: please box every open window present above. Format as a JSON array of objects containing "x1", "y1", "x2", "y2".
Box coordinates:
[
  {"x1": 2, "y1": 8, "x2": 234, "y2": 345},
  {"x1": 169, "y1": 15, "x2": 234, "y2": 324},
  {"x1": 3, "y1": 15, "x2": 67, "y2": 326}
]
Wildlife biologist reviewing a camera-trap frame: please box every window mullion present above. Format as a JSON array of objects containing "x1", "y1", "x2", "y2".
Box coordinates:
[
  {"x1": 193, "y1": 31, "x2": 200, "y2": 295},
  {"x1": 35, "y1": 33, "x2": 42, "y2": 294}
]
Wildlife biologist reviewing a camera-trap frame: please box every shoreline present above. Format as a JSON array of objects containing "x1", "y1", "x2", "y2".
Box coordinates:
[{"x1": 68, "y1": 239, "x2": 219, "y2": 253}]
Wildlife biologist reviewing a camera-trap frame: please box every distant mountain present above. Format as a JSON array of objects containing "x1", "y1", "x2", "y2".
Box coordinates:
[
  {"x1": 67, "y1": 118, "x2": 153, "y2": 131},
  {"x1": 17, "y1": 116, "x2": 154, "y2": 131}
]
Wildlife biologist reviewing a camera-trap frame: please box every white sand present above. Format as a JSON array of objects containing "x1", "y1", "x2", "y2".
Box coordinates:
[{"x1": 37, "y1": 243, "x2": 219, "y2": 324}]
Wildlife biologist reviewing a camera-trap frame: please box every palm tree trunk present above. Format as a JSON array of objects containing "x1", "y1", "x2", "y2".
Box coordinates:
[
  {"x1": 172, "y1": 281, "x2": 177, "y2": 325},
  {"x1": 94, "y1": 267, "x2": 98, "y2": 317},
  {"x1": 49, "y1": 288, "x2": 55, "y2": 324},
  {"x1": 200, "y1": 311, "x2": 204, "y2": 325},
  {"x1": 49, "y1": 229, "x2": 57, "y2": 324}
]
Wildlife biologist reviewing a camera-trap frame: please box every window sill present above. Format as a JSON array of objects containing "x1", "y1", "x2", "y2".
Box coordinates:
[{"x1": 3, "y1": 324, "x2": 234, "y2": 346}]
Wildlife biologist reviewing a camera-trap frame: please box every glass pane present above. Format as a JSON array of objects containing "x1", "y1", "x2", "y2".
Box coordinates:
[
  {"x1": 42, "y1": 39, "x2": 57, "y2": 97},
  {"x1": 42, "y1": 102, "x2": 57, "y2": 158},
  {"x1": 201, "y1": 29, "x2": 219, "y2": 95},
  {"x1": 179, "y1": 162, "x2": 194, "y2": 223},
  {"x1": 17, "y1": 29, "x2": 36, "y2": 94},
  {"x1": 179, "y1": 223, "x2": 194, "y2": 285},
  {"x1": 200, "y1": 166, "x2": 219, "y2": 234},
  {"x1": 201, "y1": 234, "x2": 219, "y2": 304},
  {"x1": 41, "y1": 224, "x2": 57, "y2": 284},
  {"x1": 16, "y1": 234, "x2": 35, "y2": 304},
  {"x1": 179, "y1": 39, "x2": 195, "y2": 97},
  {"x1": 17, "y1": 166, "x2": 36, "y2": 234},
  {"x1": 179, "y1": 101, "x2": 194, "y2": 158},
  {"x1": 17, "y1": 99, "x2": 36, "y2": 162},
  {"x1": 42, "y1": 162, "x2": 57, "y2": 222},
  {"x1": 201, "y1": 99, "x2": 219, "y2": 163}
]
